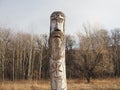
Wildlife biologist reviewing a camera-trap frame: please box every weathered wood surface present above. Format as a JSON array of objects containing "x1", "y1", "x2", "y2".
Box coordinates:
[{"x1": 49, "y1": 11, "x2": 67, "y2": 90}]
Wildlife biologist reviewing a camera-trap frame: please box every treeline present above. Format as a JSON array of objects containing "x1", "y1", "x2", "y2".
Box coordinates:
[{"x1": 0, "y1": 24, "x2": 120, "y2": 82}]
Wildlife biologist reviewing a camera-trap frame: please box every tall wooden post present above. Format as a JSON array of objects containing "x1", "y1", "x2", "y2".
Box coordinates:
[{"x1": 49, "y1": 11, "x2": 67, "y2": 90}]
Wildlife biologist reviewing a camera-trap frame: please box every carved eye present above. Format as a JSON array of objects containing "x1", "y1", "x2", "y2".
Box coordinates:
[
  {"x1": 52, "y1": 19, "x2": 56, "y2": 23},
  {"x1": 60, "y1": 14, "x2": 64, "y2": 17}
]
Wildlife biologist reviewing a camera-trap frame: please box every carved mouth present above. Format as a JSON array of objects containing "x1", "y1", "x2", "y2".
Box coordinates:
[
  {"x1": 51, "y1": 29, "x2": 63, "y2": 39},
  {"x1": 53, "y1": 29, "x2": 61, "y2": 38},
  {"x1": 53, "y1": 34, "x2": 61, "y2": 38},
  {"x1": 55, "y1": 29, "x2": 61, "y2": 32}
]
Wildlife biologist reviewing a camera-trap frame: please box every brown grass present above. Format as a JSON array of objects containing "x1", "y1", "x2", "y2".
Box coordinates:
[{"x1": 0, "y1": 78, "x2": 120, "y2": 90}]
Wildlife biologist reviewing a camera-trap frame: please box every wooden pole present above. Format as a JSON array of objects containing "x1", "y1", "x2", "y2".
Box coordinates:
[{"x1": 49, "y1": 11, "x2": 67, "y2": 90}]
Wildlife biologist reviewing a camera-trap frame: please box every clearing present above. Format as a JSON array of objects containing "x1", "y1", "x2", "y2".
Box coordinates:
[{"x1": 0, "y1": 78, "x2": 120, "y2": 90}]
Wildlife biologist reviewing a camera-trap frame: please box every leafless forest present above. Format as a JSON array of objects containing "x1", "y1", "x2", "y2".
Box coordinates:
[{"x1": 0, "y1": 23, "x2": 120, "y2": 84}]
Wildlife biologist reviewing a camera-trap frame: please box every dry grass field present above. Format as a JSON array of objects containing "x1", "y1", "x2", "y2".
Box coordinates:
[{"x1": 0, "y1": 78, "x2": 120, "y2": 90}]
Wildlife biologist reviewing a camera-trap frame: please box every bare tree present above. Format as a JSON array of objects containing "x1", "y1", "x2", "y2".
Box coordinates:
[
  {"x1": 110, "y1": 29, "x2": 120, "y2": 77},
  {"x1": 0, "y1": 28, "x2": 11, "y2": 80},
  {"x1": 41, "y1": 34, "x2": 49, "y2": 79},
  {"x1": 35, "y1": 34, "x2": 48, "y2": 80},
  {"x1": 77, "y1": 23, "x2": 110, "y2": 83},
  {"x1": 65, "y1": 35, "x2": 76, "y2": 78}
]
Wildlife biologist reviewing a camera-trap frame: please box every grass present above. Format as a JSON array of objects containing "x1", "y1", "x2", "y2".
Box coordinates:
[{"x1": 0, "y1": 78, "x2": 120, "y2": 90}]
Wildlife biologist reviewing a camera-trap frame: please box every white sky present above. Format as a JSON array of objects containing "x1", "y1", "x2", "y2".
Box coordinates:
[{"x1": 0, "y1": 0, "x2": 120, "y2": 35}]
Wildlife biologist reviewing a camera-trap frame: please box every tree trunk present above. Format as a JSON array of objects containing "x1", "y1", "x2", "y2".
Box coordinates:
[
  {"x1": 2, "y1": 54, "x2": 5, "y2": 81},
  {"x1": 12, "y1": 49, "x2": 15, "y2": 81},
  {"x1": 27, "y1": 37, "x2": 33, "y2": 80},
  {"x1": 31, "y1": 50, "x2": 35, "y2": 79},
  {"x1": 39, "y1": 49, "x2": 43, "y2": 80},
  {"x1": 2, "y1": 47, "x2": 5, "y2": 81}
]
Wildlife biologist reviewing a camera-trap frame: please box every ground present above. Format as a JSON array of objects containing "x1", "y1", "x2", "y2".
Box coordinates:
[{"x1": 0, "y1": 78, "x2": 120, "y2": 90}]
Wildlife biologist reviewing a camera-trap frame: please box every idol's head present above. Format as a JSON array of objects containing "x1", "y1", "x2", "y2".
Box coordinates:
[{"x1": 50, "y1": 11, "x2": 65, "y2": 34}]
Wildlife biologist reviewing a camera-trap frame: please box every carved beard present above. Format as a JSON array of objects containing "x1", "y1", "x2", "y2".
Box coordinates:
[{"x1": 50, "y1": 31, "x2": 64, "y2": 60}]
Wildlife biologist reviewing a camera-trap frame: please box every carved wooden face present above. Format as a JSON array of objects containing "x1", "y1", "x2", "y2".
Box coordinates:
[
  {"x1": 50, "y1": 12, "x2": 65, "y2": 60},
  {"x1": 50, "y1": 12, "x2": 65, "y2": 33}
]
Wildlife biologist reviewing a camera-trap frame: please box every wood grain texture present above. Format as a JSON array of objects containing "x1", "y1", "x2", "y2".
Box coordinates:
[{"x1": 49, "y1": 11, "x2": 67, "y2": 90}]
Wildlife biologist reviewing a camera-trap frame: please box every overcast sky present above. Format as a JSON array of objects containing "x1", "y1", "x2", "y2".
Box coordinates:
[{"x1": 0, "y1": 0, "x2": 120, "y2": 35}]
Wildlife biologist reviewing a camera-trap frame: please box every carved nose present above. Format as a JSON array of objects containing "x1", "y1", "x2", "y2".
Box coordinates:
[{"x1": 54, "y1": 22, "x2": 61, "y2": 31}]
